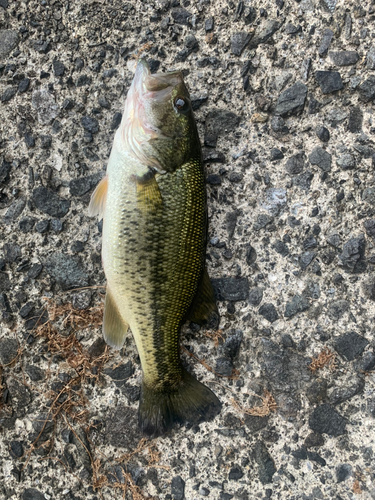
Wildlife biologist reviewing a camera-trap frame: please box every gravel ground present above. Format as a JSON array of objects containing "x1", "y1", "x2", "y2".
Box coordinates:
[{"x1": 1, "y1": 0, "x2": 375, "y2": 499}]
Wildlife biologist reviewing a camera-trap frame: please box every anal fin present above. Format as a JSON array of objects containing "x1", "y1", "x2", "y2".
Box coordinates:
[
  {"x1": 103, "y1": 287, "x2": 129, "y2": 349},
  {"x1": 186, "y1": 268, "x2": 219, "y2": 329}
]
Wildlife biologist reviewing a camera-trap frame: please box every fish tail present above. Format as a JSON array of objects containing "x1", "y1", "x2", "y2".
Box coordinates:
[{"x1": 138, "y1": 370, "x2": 221, "y2": 437}]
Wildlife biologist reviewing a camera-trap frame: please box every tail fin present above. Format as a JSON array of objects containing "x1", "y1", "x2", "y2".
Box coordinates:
[{"x1": 138, "y1": 370, "x2": 221, "y2": 437}]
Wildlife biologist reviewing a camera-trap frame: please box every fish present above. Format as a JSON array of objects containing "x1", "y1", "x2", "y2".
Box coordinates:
[{"x1": 89, "y1": 59, "x2": 221, "y2": 436}]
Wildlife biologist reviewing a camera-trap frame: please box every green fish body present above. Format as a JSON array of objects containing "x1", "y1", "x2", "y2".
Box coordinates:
[{"x1": 89, "y1": 60, "x2": 221, "y2": 436}]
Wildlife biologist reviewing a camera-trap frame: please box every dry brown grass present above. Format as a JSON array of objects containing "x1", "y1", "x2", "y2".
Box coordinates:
[
  {"x1": 14, "y1": 297, "x2": 163, "y2": 499},
  {"x1": 231, "y1": 390, "x2": 277, "y2": 418},
  {"x1": 353, "y1": 479, "x2": 362, "y2": 494},
  {"x1": 181, "y1": 345, "x2": 239, "y2": 379},
  {"x1": 204, "y1": 329, "x2": 225, "y2": 348},
  {"x1": 309, "y1": 347, "x2": 337, "y2": 372}
]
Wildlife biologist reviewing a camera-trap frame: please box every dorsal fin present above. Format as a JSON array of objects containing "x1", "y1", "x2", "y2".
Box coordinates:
[{"x1": 88, "y1": 175, "x2": 108, "y2": 220}]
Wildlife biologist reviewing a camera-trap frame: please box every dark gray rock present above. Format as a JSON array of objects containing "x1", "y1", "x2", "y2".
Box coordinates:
[
  {"x1": 171, "y1": 7, "x2": 192, "y2": 25},
  {"x1": 25, "y1": 364, "x2": 45, "y2": 381},
  {"x1": 22, "y1": 489, "x2": 45, "y2": 500},
  {"x1": 297, "y1": 172, "x2": 314, "y2": 191},
  {"x1": 110, "y1": 112, "x2": 122, "y2": 130},
  {"x1": 306, "y1": 379, "x2": 328, "y2": 405},
  {"x1": 0, "y1": 272, "x2": 11, "y2": 292},
  {"x1": 249, "y1": 287, "x2": 263, "y2": 307},
  {"x1": 244, "y1": 414, "x2": 269, "y2": 433},
  {"x1": 3, "y1": 243, "x2": 21, "y2": 262},
  {"x1": 362, "y1": 275, "x2": 375, "y2": 301},
  {"x1": 53, "y1": 59, "x2": 65, "y2": 76},
  {"x1": 81, "y1": 116, "x2": 99, "y2": 134},
  {"x1": 204, "y1": 109, "x2": 240, "y2": 147},
  {"x1": 1, "y1": 87, "x2": 17, "y2": 102},
  {"x1": 367, "y1": 47, "x2": 375, "y2": 70},
  {"x1": 309, "y1": 404, "x2": 347, "y2": 436},
  {"x1": 32, "y1": 186, "x2": 70, "y2": 218},
  {"x1": 0, "y1": 160, "x2": 12, "y2": 184},
  {"x1": 220, "y1": 330, "x2": 243, "y2": 359},
  {"x1": 251, "y1": 440, "x2": 276, "y2": 484},
  {"x1": 336, "y1": 464, "x2": 352, "y2": 482},
  {"x1": 0, "y1": 29, "x2": 18, "y2": 59},
  {"x1": 212, "y1": 277, "x2": 249, "y2": 301},
  {"x1": 327, "y1": 300, "x2": 349, "y2": 320},
  {"x1": 328, "y1": 377, "x2": 365, "y2": 405},
  {"x1": 231, "y1": 32, "x2": 252, "y2": 56},
  {"x1": 284, "y1": 294, "x2": 310, "y2": 318},
  {"x1": 303, "y1": 235, "x2": 317, "y2": 250},
  {"x1": 315, "y1": 71, "x2": 343, "y2": 94},
  {"x1": 338, "y1": 234, "x2": 366, "y2": 273},
  {"x1": 363, "y1": 187, "x2": 375, "y2": 205},
  {"x1": 364, "y1": 219, "x2": 375, "y2": 240},
  {"x1": 299, "y1": 251, "x2": 316, "y2": 270},
  {"x1": 334, "y1": 331, "x2": 369, "y2": 361},
  {"x1": 43, "y1": 253, "x2": 89, "y2": 290},
  {"x1": 309, "y1": 147, "x2": 331, "y2": 172},
  {"x1": 271, "y1": 115, "x2": 288, "y2": 134},
  {"x1": 318, "y1": 28, "x2": 334, "y2": 56},
  {"x1": 348, "y1": 106, "x2": 363, "y2": 133},
  {"x1": 3, "y1": 198, "x2": 26, "y2": 223},
  {"x1": 0, "y1": 338, "x2": 18, "y2": 365},
  {"x1": 19, "y1": 216, "x2": 37, "y2": 233},
  {"x1": 225, "y1": 211, "x2": 238, "y2": 239},
  {"x1": 35, "y1": 220, "x2": 49, "y2": 233},
  {"x1": 316, "y1": 126, "x2": 330, "y2": 142},
  {"x1": 336, "y1": 153, "x2": 355, "y2": 170},
  {"x1": 32, "y1": 88, "x2": 58, "y2": 125},
  {"x1": 32, "y1": 413, "x2": 54, "y2": 439},
  {"x1": 171, "y1": 475, "x2": 185, "y2": 500},
  {"x1": 358, "y1": 76, "x2": 375, "y2": 102},
  {"x1": 104, "y1": 362, "x2": 134, "y2": 387},
  {"x1": 246, "y1": 245, "x2": 257, "y2": 265},
  {"x1": 228, "y1": 466, "x2": 243, "y2": 480},
  {"x1": 355, "y1": 351, "x2": 375, "y2": 372},
  {"x1": 69, "y1": 172, "x2": 103, "y2": 197},
  {"x1": 206, "y1": 174, "x2": 222, "y2": 185},
  {"x1": 273, "y1": 240, "x2": 289, "y2": 257},
  {"x1": 326, "y1": 232, "x2": 341, "y2": 248},
  {"x1": 105, "y1": 405, "x2": 143, "y2": 448},
  {"x1": 275, "y1": 81, "x2": 307, "y2": 117},
  {"x1": 250, "y1": 19, "x2": 281, "y2": 48},
  {"x1": 328, "y1": 51, "x2": 359, "y2": 66},
  {"x1": 215, "y1": 357, "x2": 234, "y2": 377},
  {"x1": 259, "y1": 303, "x2": 278, "y2": 323},
  {"x1": 202, "y1": 149, "x2": 225, "y2": 163},
  {"x1": 270, "y1": 148, "x2": 284, "y2": 161},
  {"x1": 7, "y1": 379, "x2": 31, "y2": 415},
  {"x1": 253, "y1": 213, "x2": 274, "y2": 231},
  {"x1": 10, "y1": 440, "x2": 23, "y2": 458},
  {"x1": 16, "y1": 78, "x2": 31, "y2": 98},
  {"x1": 285, "y1": 152, "x2": 305, "y2": 175},
  {"x1": 304, "y1": 432, "x2": 325, "y2": 448},
  {"x1": 40, "y1": 135, "x2": 52, "y2": 149}
]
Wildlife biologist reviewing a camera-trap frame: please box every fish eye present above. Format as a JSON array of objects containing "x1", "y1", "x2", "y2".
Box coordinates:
[{"x1": 174, "y1": 96, "x2": 190, "y2": 113}]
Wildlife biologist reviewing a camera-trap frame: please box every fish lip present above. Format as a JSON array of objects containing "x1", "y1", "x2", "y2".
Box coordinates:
[{"x1": 135, "y1": 58, "x2": 183, "y2": 96}]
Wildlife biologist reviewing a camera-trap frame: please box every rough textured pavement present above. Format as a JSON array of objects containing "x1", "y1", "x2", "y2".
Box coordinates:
[{"x1": 1, "y1": 0, "x2": 375, "y2": 499}]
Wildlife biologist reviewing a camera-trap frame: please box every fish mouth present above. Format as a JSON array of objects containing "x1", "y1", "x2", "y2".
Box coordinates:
[
  {"x1": 121, "y1": 59, "x2": 184, "y2": 171},
  {"x1": 134, "y1": 58, "x2": 183, "y2": 99}
]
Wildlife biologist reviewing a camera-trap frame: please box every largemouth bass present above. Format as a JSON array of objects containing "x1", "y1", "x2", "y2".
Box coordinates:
[{"x1": 89, "y1": 59, "x2": 221, "y2": 436}]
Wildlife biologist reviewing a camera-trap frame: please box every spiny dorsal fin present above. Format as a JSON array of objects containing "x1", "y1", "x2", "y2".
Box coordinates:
[
  {"x1": 88, "y1": 175, "x2": 108, "y2": 220},
  {"x1": 103, "y1": 287, "x2": 129, "y2": 349}
]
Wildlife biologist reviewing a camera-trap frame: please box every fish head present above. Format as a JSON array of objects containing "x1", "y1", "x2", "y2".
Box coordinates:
[{"x1": 121, "y1": 59, "x2": 200, "y2": 172}]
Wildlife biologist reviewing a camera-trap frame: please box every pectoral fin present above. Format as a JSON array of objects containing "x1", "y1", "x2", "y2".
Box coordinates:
[
  {"x1": 103, "y1": 287, "x2": 129, "y2": 349},
  {"x1": 88, "y1": 175, "x2": 108, "y2": 220},
  {"x1": 186, "y1": 268, "x2": 219, "y2": 328},
  {"x1": 134, "y1": 170, "x2": 162, "y2": 212}
]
